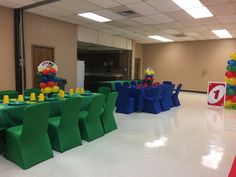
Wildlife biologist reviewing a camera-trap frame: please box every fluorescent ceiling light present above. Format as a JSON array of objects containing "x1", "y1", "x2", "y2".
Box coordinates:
[
  {"x1": 211, "y1": 29, "x2": 232, "y2": 38},
  {"x1": 172, "y1": 0, "x2": 202, "y2": 9},
  {"x1": 172, "y1": 0, "x2": 213, "y2": 19},
  {"x1": 78, "y1": 12, "x2": 111, "y2": 22},
  {"x1": 185, "y1": 6, "x2": 213, "y2": 19},
  {"x1": 148, "y1": 35, "x2": 173, "y2": 42}
]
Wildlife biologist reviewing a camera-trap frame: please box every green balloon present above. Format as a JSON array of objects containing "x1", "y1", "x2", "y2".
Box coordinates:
[
  {"x1": 227, "y1": 65, "x2": 236, "y2": 72},
  {"x1": 227, "y1": 88, "x2": 236, "y2": 96},
  {"x1": 37, "y1": 72, "x2": 42, "y2": 79}
]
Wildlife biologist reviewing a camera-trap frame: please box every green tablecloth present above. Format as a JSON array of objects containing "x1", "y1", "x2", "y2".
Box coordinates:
[
  {"x1": 99, "y1": 80, "x2": 142, "y2": 90},
  {"x1": 0, "y1": 93, "x2": 99, "y2": 131}
]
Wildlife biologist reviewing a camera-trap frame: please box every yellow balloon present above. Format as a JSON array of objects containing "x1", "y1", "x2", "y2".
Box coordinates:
[
  {"x1": 44, "y1": 87, "x2": 52, "y2": 94},
  {"x1": 52, "y1": 86, "x2": 59, "y2": 93},
  {"x1": 225, "y1": 100, "x2": 232, "y2": 108},
  {"x1": 41, "y1": 88, "x2": 45, "y2": 94},
  {"x1": 230, "y1": 52, "x2": 236, "y2": 60},
  {"x1": 228, "y1": 78, "x2": 236, "y2": 86},
  {"x1": 224, "y1": 77, "x2": 229, "y2": 83}
]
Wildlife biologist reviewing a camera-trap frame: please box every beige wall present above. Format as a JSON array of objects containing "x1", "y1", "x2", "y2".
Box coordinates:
[
  {"x1": 24, "y1": 13, "x2": 77, "y2": 90},
  {"x1": 143, "y1": 39, "x2": 236, "y2": 92},
  {"x1": 0, "y1": 6, "x2": 15, "y2": 90}
]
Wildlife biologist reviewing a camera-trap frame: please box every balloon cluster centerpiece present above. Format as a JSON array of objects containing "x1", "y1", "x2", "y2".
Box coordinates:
[
  {"x1": 143, "y1": 67, "x2": 155, "y2": 86},
  {"x1": 37, "y1": 61, "x2": 60, "y2": 97},
  {"x1": 224, "y1": 52, "x2": 236, "y2": 109}
]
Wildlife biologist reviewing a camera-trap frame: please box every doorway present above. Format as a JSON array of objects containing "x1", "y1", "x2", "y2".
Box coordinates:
[
  {"x1": 134, "y1": 58, "x2": 141, "y2": 80},
  {"x1": 32, "y1": 45, "x2": 54, "y2": 87}
]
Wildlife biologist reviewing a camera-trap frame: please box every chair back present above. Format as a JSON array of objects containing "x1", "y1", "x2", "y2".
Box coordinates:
[
  {"x1": 130, "y1": 81, "x2": 137, "y2": 87},
  {"x1": 0, "y1": 90, "x2": 18, "y2": 99},
  {"x1": 103, "y1": 92, "x2": 118, "y2": 115},
  {"x1": 153, "y1": 85, "x2": 164, "y2": 101},
  {"x1": 168, "y1": 84, "x2": 175, "y2": 97},
  {"x1": 114, "y1": 82, "x2": 122, "y2": 91},
  {"x1": 123, "y1": 82, "x2": 130, "y2": 87},
  {"x1": 24, "y1": 88, "x2": 41, "y2": 96},
  {"x1": 163, "y1": 81, "x2": 172, "y2": 85},
  {"x1": 59, "y1": 97, "x2": 83, "y2": 129},
  {"x1": 87, "y1": 94, "x2": 105, "y2": 121},
  {"x1": 174, "y1": 84, "x2": 182, "y2": 95},
  {"x1": 98, "y1": 86, "x2": 111, "y2": 97},
  {"x1": 21, "y1": 103, "x2": 51, "y2": 140}
]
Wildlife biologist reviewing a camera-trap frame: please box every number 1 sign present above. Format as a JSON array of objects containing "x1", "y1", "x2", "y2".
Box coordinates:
[{"x1": 207, "y1": 82, "x2": 226, "y2": 107}]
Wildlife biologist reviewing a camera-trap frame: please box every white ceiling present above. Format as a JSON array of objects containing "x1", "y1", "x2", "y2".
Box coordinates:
[{"x1": 1, "y1": 0, "x2": 236, "y2": 43}]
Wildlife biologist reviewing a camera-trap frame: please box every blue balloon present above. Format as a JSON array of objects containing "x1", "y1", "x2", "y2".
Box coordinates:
[
  {"x1": 52, "y1": 77, "x2": 58, "y2": 82},
  {"x1": 227, "y1": 59, "x2": 236, "y2": 66},
  {"x1": 227, "y1": 85, "x2": 236, "y2": 91},
  {"x1": 40, "y1": 76, "x2": 48, "y2": 82}
]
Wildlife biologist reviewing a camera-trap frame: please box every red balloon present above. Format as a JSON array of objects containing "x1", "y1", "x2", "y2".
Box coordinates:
[
  {"x1": 54, "y1": 82, "x2": 57, "y2": 86},
  {"x1": 47, "y1": 81, "x2": 55, "y2": 87},
  {"x1": 42, "y1": 69, "x2": 49, "y2": 76},
  {"x1": 225, "y1": 71, "x2": 236, "y2": 78},
  {"x1": 39, "y1": 82, "x2": 46, "y2": 89},
  {"x1": 231, "y1": 95, "x2": 236, "y2": 103},
  {"x1": 49, "y1": 68, "x2": 56, "y2": 74},
  {"x1": 226, "y1": 94, "x2": 232, "y2": 100}
]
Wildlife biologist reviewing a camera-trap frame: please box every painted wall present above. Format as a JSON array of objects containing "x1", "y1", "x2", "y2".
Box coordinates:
[
  {"x1": 0, "y1": 6, "x2": 15, "y2": 90},
  {"x1": 143, "y1": 39, "x2": 236, "y2": 92},
  {"x1": 24, "y1": 13, "x2": 77, "y2": 90}
]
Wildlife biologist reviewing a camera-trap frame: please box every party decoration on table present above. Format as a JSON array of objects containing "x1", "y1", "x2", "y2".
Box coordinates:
[
  {"x1": 3, "y1": 95, "x2": 9, "y2": 104},
  {"x1": 38, "y1": 93, "x2": 45, "y2": 102},
  {"x1": 143, "y1": 67, "x2": 155, "y2": 86},
  {"x1": 37, "y1": 61, "x2": 60, "y2": 95},
  {"x1": 224, "y1": 52, "x2": 236, "y2": 109}
]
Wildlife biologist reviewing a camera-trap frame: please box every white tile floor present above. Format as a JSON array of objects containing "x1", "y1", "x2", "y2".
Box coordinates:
[{"x1": 0, "y1": 92, "x2": 236, "y2": 177}]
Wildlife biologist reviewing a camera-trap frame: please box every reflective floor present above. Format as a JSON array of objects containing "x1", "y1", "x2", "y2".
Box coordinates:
[{"x1": 0, "y1": 92, "x2": 236, "y2": 177}]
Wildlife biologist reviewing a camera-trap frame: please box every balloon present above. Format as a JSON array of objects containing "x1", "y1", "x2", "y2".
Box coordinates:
[
  {"x1": 231, "y1": 95, "x2": 236, "y2": 103},
  {"x1": 225, "y1": 100, "x2": 232, "y2": 108},
  {"x1": 232, "y1": 103, "x2": 236, "y2": 110},
  {"x1": 225, "y1": 71, "x2": 236, "y2": 78},
  {"x1": 224, "y1": 77, "x2": 229, "y2": 83},
  {"x1": 52, "y1": 77, "x2": 58, "y2": 82},
  {"x1": 226, "y1": 94, "x2": 232, "y2": 100},
  {"x1": 39, "y1": 82, "x2": 47, "y2": 89},
  {"x1": 226, "y1": 88, "x2": 236, "y2": 96},
  {"x1": 37, "y1": 72, "x2": 43, "y2": 79},
  {"x1": 42, "y1": 69, "x2": 49, "y2": 76},
  {"x1": 228, "y1": 78, "x2": 236, "y2": 85},
  {"x1": 227, "y1": 60, "x2": 236, "y2": 66},
  {"x1": 44, "y1": 87, "x2": 52, "y2": 94},
  {"x1": 48, "y1": 73, "x2": 55, "y2": 79},
  {"x1": 230, "y1": 52, "x2": 236, "y2": 60},
  {"x1": 52, "y1": 86, "x2": 59, "y2": 93},
  {"x1": 40, "y1": 76, "x2": 48, "y2": 82},
  {"x1": 41, "y1": 88, "x2": 45, "y2": 94},
  {"x1": 49, "y1": 68, "x2": 56, "y2": 74},
  {"x1": 227, "y1": 65, "x2": 236, "y2": 72},
  {"x1": 47, "y1": 81, "x2": 55, "y2": 87}
]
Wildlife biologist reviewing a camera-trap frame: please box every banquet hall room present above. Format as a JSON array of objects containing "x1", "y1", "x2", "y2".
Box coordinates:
[{"x1": 1, "y1": 0, "x2": 236, "y2": 177}]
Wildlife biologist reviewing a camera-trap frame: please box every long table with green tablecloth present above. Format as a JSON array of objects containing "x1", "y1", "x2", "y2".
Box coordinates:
[
  {"x1": 0, "y1": 93, "x2": 100, "y2": 131},
  {"x1": 99, "y1": 80, "x2": 142, "y2": 91}
]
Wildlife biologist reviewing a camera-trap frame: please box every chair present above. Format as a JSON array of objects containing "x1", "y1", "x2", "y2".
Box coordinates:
[
  {"x1": 48, "y1": 97, "x2": 83, "y2": 153},
  {"x1": 0, "y1": 90, "x2": 18, "y2": 99},
  {"x1": 98, "y1": 86, "x2": 111, "y2": 102},
  {"x1": 79, "y1": 94, "x2": 105, "y2": 142},
  {"x1": 163, "y1": 81, "x2": 172, "y2": 85},
  {"x1": 123, "y1": 82, "x2": 130, "y2": 87},
  {"x1": 160, "y1": 84, "x2": 175, "y2": 111},
  {"x1": 116, "y1": 86, "x2": 135, "y2": 114},
  {"x1": 4, "y1": 103, "x2": 53, "y2": 169},
  {"x1": 114, "y1": 82, "x2": 122, "y2": 91},
  {"x1": 142, "y1": 86, "x2": 163, "y2": 114},
  {"x1": 172, "y1": 84, "x2": 182, "y2": 106},
  {"x1": 24, "y1": 88, "x2": 41, "y2": 96},
  {"x1": 168, "y1": 84, "x2": 175, "y2": 108},
  {"x1": 130, "y1": 81, "x2": 137, "y2": 87},
  {"x1": 100, "y1": 92, "x2": 118, "y2": 133}
]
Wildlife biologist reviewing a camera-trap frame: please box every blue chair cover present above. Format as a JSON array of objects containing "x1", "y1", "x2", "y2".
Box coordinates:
[
  {"x1": 123, "y1": 82, "x2": 130, "y2": 87},
  {"x1": 142, "y1": 86, "x2": 163, "y2": 114},
  {"x1": 130, "y1": 81, "x2": 137, "y2": 87},
  {"x1": 163, "y1": 81, "x2": 172, "y2": 85},
  {"x1": 172, "y1": 84, "x2": 182, "y2": 106},
  {"x1": 129, "y1": 87, "x2": 144, "y2": 111},
  {"x1": 116, "y1": 86, "x2": 135, "y2": 114},
  {"x1": 114, "y1": 82, "x2": 122, "y2": 91},
  {"x1": 160, "y1": 85, "x2": 172, "y2": 111}
]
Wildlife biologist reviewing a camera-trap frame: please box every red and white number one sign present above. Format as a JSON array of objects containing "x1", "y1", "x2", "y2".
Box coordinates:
[{"x1": 207, "y1": 82, "x2": 226, "y2": 107}]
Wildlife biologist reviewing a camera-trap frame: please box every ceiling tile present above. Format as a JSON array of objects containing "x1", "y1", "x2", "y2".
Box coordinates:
[
  {"x1": 117, "y1": 19, "x2": 141, "y2": 26},
  {"x1": 166, "y1": 10, "x2": 193, "y2": 21},
  {"x1": 94, "y1": 9, "x2": 125, "y2": 20},
  {"x1": 126, "y1": 2, "x2": 160, "y2": 16},
  {"x1": 87, "y1": 0, "x2": 120, "y2": 8},
  {"x1": 217, "y1": 15, "x2": 236, "y2": 23},
  {"x1": 207, "y1": 3, "x2": 236, "y2": 16},
  {"x1": 160, "y1": 29, "x2": 180, "y2": 35},
  {"x1": 146, "y1": 0, "x2": 180, "y2": 13},
  {"x1": 146, "y1": 14, "x2": 174, "y2": 24},
  {"x1": 64, "y1": 0, "x2": 102, "y2": 11},
  {"x1": 132, "y1": 16, "x2": 155, "y2": 25},
  {"x1": 114, "y1": 0, "x2": 141, "y2": 5}
]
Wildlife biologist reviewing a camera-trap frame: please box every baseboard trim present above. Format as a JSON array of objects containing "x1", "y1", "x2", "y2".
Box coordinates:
[{"x1": 180, "y1": 90, "x2": 207, "y2": 94}]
